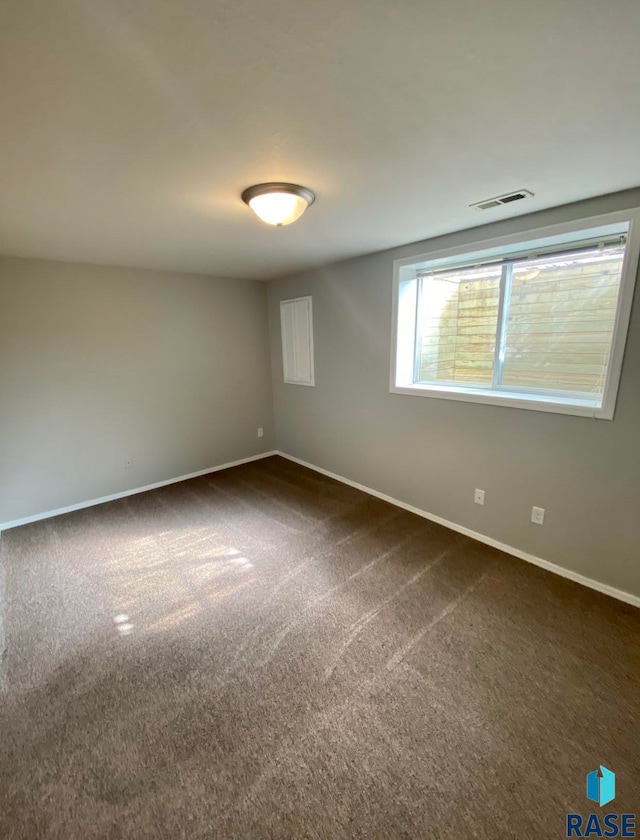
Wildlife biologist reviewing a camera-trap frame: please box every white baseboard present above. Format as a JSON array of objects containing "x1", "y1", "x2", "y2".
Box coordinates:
[
  {"x1": 3, "y1": 447, "x2": 637, "y2": 610},
  {"x1": 275, "y1": 450, "x2": 640, "y2": 610},
  {"x1": 0, "y1": 451, "x2": 277, "y2": 532}
]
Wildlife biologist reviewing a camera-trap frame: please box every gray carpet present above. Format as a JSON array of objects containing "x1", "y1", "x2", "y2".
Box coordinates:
[{"x1": 0, "y1": 455, "x2": 638, "y2": 839}]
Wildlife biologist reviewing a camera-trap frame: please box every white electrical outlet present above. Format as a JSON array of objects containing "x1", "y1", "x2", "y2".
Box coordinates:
[
  {"x1": 474, "y1": 488, "x2": 485, "y2": 505},
  {"x1": 125, "y1": 457, "x2": 134, "y2": 470},
  {"x1": 531, "y1": 506, "x2": 545, "y2": 525},
  {"x1": 257, "y1": 427, "x2": 264, "y2": 438}
]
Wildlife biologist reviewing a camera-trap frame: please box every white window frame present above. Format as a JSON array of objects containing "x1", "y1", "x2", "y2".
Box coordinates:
[{"x1": 390, "y1": 208, "x2": 640, "y2": 419}]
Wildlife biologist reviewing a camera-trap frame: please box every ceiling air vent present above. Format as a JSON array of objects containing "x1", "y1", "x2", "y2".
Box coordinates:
[{"x1": 471, "y1": 189, "x2": 534, "y2": 210}]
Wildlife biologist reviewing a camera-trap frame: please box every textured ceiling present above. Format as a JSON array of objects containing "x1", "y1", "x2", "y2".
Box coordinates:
[{"x1": 1, "y1": 0, "x2": 639, "y2": 279}]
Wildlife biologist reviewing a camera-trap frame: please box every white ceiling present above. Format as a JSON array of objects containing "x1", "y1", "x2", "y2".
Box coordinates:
[{"x1": 1, "y1": 0, "x2": 640, "y2": 280}]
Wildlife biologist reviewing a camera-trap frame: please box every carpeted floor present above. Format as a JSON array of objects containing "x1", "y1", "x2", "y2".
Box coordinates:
[{"x1": 0, "y1": 455, "x2": 638, "y2": 839}]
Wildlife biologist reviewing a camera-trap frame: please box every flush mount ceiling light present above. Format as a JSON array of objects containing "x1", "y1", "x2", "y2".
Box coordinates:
[{"x1": 241, "y1": 182, "x2": 315, "y2": 226}]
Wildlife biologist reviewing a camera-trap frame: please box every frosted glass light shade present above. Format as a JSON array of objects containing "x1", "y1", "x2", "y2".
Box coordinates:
[
  {"x1": 248, "y1": 192, "x2": 308, "y2": 226},
  {"x1": 242, "y1": 183, "x2": 315, "y2": 226}
]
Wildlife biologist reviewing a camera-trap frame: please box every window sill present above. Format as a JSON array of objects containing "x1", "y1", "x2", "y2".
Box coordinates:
[{"x1": 390, "y1": 382, "x2": 611, "y2": 419}]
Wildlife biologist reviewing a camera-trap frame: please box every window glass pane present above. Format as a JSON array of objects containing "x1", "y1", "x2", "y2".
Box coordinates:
[
  {"x1": 417, "y1": 265, "x2": 501, "y2": 386},
  {"x1": 501, "y1": 245, "x2": 625, "y2": 395}
]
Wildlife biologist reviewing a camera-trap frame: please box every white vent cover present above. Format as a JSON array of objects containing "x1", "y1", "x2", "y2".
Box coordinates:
[
  {"x1": 470, "y1": 189, "x2": 534, "y2": 210},
  {"x1": 280, "y1": 296, "x2": 314, "y2": 386}
]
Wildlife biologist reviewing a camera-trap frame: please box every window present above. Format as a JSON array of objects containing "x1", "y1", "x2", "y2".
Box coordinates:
[
  {"x1": 391, "y1": 211, "x2": 640, "y2": 418},
  {"x1": 280, "y1": 296, "x2": 314, "y2": 385}
]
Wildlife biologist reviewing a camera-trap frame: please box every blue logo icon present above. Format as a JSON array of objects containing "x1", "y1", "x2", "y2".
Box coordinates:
[
  {"x1": 567, "y1": 766, "x2": 635, "y2": 837},
  {"x1": 587, "y1": 766, "x2": 616, "y2": 808}
]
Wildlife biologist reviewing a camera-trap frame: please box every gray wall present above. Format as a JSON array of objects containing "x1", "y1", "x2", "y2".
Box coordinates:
[
  {"x1": 268, "y1": 189, "x2": 640, "y2": 599},
  {"x1": 0, "y1": 257, "x2": 274, "y2": 524}
]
